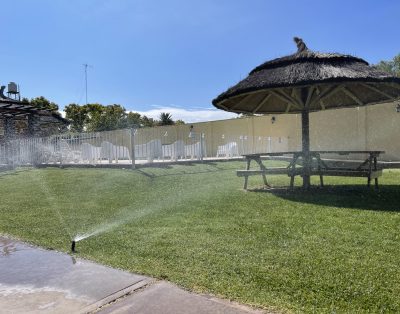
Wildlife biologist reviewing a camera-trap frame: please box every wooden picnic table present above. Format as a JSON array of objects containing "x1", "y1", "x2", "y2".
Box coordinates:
[{"x1": 237, "y1": 150, "x2": 384, "y2": 190}]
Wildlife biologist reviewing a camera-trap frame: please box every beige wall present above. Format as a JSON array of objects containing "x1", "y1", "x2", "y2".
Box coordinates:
[
  {"x1": 307, "y1": 102, "x2": 399, "y2": 161},
  {"x1": 365, "y1": 103, "x2": 400, "y2": 160}
]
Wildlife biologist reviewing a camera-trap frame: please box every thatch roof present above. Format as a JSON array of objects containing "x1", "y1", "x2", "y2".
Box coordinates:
[{"x1": 213, "y1": 38, "x2": 400, "y2": 114}]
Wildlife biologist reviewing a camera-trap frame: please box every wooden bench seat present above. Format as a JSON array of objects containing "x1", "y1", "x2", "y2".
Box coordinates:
[
  {"x1": 236, "y1": 168, "x2": 290, "y2": 177},
  {"x1": 311, "y1": 169, "x2": 382, "y2": 179},
  {"x1": 237, "y1": 167, "x2": 302, "y2": 190},
  {"x1": 237, "y1": 167, "x2": 383, "y2": 190}
]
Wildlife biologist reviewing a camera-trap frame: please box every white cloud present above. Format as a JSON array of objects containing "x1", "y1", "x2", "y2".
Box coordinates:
[{"x1": 133, "y1": 106, "x2": 238, "y2": 123}]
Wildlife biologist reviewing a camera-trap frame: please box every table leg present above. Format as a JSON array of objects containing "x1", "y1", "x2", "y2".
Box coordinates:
[
  {"x1": 289, "y1": 154, "x2": 299, "y2": 189},
  {"x1": 262, "y1": 173, "x2": 268, "y2": 186},
  {"x1": 243, "y1": 158, "x2": 251, "y2": 190},
  {"x1": 374, "y1": 156, "x2": 378, "y2": 189},
  {"x1": 367, "y1": 155, "x2": 373, "y2": 188},
  {"x1": 316, "y1": 153, "x2": 324, "y2": 187},
  {"x1": 255, "y1": 157, "x2": 269, "y2": 187}
]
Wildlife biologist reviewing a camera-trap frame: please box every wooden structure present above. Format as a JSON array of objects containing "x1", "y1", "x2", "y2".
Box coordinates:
[
  {"x1": 237, "y1": 151, "x2": 384, "y2": 190},
  {"x1": 0, "y1": 86, "x2": 68, "y2": 140},
  {"x1": 213, "y1": 37, "x2": 400, "y2": 189}
]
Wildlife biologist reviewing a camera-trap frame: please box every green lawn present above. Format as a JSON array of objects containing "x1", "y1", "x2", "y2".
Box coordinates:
[{"x1": 0, "y1": 162, "x2": 399, "y2": 313}]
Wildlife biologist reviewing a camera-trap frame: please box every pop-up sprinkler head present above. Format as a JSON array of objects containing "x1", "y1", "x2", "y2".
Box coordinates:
[{"x1": 71, "y1": 240, "x2": 76, "y2": 253}]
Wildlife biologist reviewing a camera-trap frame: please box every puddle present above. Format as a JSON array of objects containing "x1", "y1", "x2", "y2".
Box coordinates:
[
  {"x1": 0, "y1": 237, "x2": 23, "y2": 257},
  {"x1": 0, "y1": 288, "x2": 87, "y2": 314}
]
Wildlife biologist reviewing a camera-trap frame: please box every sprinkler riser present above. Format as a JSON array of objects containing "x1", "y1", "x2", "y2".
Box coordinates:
[{"x1": 71, "y1": 240, "x2": 76, "y2": 252}]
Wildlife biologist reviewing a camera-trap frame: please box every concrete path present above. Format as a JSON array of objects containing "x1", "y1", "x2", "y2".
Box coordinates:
[
  {"x1": 0, "y1": 236, "x2": 265, "y2": 314},
  {"x1": 97, "y1": 281, "x2": 264, "y2": 314}
]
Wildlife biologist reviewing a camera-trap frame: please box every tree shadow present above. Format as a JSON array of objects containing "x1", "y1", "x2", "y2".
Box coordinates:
[
  {"x1": 248, "y1": 184, "x2": 400, "y2": 212},
  {"x1": 0, "y1": 167, "x2": 34, "y2": 178},
  {"x1": 135, "y1": 162, "x2": 237, "y2": 178}
]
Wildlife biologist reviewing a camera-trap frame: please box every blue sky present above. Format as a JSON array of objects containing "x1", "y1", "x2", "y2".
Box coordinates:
[{"x1": 1, "y1": 0, "x2": 399, "y2": 122}]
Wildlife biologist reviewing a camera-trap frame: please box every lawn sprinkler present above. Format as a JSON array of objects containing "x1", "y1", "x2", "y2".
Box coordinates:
[{"x1": 71, "y1": 240, "x2": 76, "y2": 253}]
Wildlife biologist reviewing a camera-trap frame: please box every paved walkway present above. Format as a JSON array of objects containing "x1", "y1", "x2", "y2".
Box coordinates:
[{"x1": 0, "y1": 236, "x2": 266, "y2": 314}]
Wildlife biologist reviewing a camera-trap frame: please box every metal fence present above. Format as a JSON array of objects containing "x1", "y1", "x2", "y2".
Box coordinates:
[{"x1": 0, "y1": 127, "x2": 286, "y2": 167}]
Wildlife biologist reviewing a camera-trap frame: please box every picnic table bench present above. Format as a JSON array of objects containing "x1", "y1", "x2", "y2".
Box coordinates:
[{"x1": 237, "y1": 151, "x2": 384, "y2": 190}]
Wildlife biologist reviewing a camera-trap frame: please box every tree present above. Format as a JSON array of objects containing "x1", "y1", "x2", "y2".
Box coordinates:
[
  {"x1": 175, "y1": 119, "x2": 185, "y2": 125},
  {"x1": 140, "y1": 115, "x2": 156, "y2": 127},
  {"x1": 29, "y1": 96, "x2": 59, "y2": 111},
  {"x1": 375, "y1": 53, "x2": 400, "y2": 77},
  {"x1": 64, "y1": 104, "x2": 184, "y2": 131},
  {"x1": 64, "y1": 103, "x2": 88, "y2": 132},
  {"x1": 126, "y1": 112, "x2": 142, "y2": 128},
  {"x1": 85, "y1": 104, "x2": 127, "y2": 132},
  {"x1": 158, "y1": 112, "x2": 174, "y2": 126}
]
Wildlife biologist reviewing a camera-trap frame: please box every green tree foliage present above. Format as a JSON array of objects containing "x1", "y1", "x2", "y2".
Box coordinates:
[
  {"x1": 126, "y1": 112, "x2": 142, "y2": 128},
  {"x1": 140, "y1": 115, "x2": 156, "y2": 128},
  {"x1": 175, "y1": 119, "x2": 185, "y2": 125},
  {"x1": 158, "y1": 112, "x2": 174, "y2": 126},
  {"x1": 29, "y1": 96, "x2": 59, "y2": 111},
  {"x1": 64, "y1": 103, "x2": 88, "y2": 132},
  {"x1": 64, "y1": 104, "x2": 180, "y2": 132},
  {"x1": 86, "y1": 104, "x2": 127, "y2": 132},
  {"x1": 375, "y1": 53, "x2": 400, "y2": 77}
]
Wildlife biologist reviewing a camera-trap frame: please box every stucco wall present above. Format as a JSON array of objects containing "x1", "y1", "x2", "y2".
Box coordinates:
[
  {"x1": 307, "y1": 102, "x2": 399, "y2": 161},
  {"x1": 182, "y1": 102, "x2": 399, "y2": 161}
]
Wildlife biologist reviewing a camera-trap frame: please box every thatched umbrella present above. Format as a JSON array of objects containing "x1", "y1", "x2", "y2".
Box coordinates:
[{"x1": 212, "y1": 38, "x2": 400, "y2": 188}]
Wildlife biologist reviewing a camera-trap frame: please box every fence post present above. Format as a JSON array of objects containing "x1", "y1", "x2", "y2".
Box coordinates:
[
  {"x1": 130, "y1": 128, "x2": 136, "y2": 169},
  {"x1": 59, "y1": 136, "x2": 63, "y2": 168},
  {"x1": 200, "y1": 133, "x2": 204, "y2": 162}
]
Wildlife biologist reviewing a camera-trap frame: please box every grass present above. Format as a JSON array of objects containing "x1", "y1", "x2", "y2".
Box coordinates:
[{"x1": 0, "y1": 161, "x2": 399, "y2": 313}]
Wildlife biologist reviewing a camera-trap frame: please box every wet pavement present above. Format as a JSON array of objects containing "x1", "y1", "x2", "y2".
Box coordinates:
[
  {"x1": 0, "y1": 236, "x2": 266, "y2": 314},
  {"x1": 0, "y1": 236, "x2": 150, "y2": 313}
]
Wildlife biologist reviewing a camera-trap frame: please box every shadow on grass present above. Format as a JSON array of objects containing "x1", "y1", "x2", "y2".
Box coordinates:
[
  {"x1": 135, "y1": 162, "x2": 237, "y2": 178},
  {"x1": 0, "y1": 167, "x2": 34, "y2": 178},
  {"x1": 249, "y1": 185, "x2": 400, "y2": 212}
]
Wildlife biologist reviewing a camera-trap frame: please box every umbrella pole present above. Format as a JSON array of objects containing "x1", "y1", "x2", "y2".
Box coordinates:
[{"x1": 301, "y1": 110, "x2": 311, "y2": 189}]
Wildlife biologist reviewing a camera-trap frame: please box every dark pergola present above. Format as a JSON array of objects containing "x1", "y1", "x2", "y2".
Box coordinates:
[{"x1": 0, "y1": 86, "x2": 68, "y2": 140}]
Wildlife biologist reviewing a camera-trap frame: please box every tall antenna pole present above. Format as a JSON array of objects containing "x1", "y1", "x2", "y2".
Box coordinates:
[{"x1": 83, "y1": 63, "x2": 92, "y2": 105}]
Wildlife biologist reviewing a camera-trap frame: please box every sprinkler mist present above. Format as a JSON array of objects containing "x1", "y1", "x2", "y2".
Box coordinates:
[{"x1": 71, "y1": 240, "x2": 76, "y2": 253}]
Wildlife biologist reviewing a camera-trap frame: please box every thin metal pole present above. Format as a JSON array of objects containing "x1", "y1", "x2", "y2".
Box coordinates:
[
  {"x1": 83, "y1": 63, "x2": 92, "y2": 105},
  {"x1": 200, "y1": 133, "x2": 204, "y2": 162},
  {"x1": 130, "y1": 128, "x2": 136, "y2": 169},
  {"x1": 84, "y1": 64, "x2": 88, "y2": 105}
]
